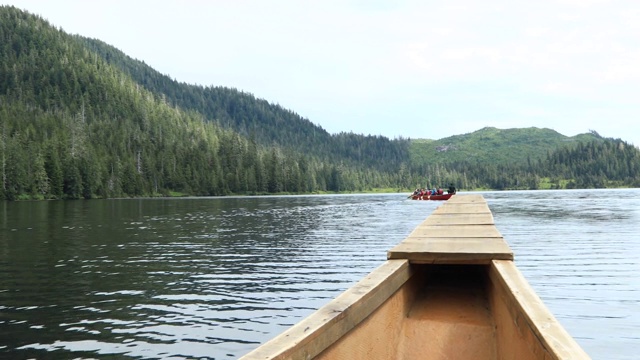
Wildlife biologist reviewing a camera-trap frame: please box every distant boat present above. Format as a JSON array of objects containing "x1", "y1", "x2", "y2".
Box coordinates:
[
  {"x1": 410, "y1": 193, "x2": 454, "y2": 201},
  {"x1": 240, "y1": 194, "x2": 589, "y2": 360}
]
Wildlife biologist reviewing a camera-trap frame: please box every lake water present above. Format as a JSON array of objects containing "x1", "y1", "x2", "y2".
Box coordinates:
[{"x1": 0, "y1": 189, "x2": 638, "y2": 359}]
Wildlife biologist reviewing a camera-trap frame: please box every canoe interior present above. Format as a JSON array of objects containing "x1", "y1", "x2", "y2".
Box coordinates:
[
  {"x1": 314, "y1": 264, "x2": 497, "y2": 360},
  {"x1": 312, "y1": 262, "x2": 585, "y2": 360}
]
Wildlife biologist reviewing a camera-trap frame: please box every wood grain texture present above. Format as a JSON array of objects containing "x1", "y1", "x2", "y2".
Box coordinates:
[
  {"x1": 489, "y1": 260, "x2": 591, "y2": 360},
  {"x1": 388, "y1": 195, "x2": 513, "y2": 264},
  {"x1": 239, "y1": 260, "x2": 413, "y2": 360}
]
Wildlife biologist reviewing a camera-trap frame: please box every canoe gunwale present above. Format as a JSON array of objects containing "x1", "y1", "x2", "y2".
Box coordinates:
[
  {"x1": 240, "y1": 259, "x2": 413, "y2": 360},
  {"x1": 489, "y1": 260, "x2": 590, "y2": 359}
]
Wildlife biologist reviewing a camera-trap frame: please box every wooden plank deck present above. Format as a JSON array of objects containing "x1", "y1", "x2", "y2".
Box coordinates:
[
  {"x1": 422, "y1": 213, "x2": 495, "y2": 226},
  {"x1": 388, "y1": 194, "x2": 514, "y2": 264}
]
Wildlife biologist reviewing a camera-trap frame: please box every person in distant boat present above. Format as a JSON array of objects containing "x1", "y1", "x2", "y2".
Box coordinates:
[{"x1": 447, "y1": 184, "x2": 456, "y2": 194}]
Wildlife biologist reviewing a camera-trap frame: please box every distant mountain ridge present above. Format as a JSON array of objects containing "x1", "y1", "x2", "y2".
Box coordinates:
[{"x1": 409, "y1": 127, "x2": 602, "y2": 166}]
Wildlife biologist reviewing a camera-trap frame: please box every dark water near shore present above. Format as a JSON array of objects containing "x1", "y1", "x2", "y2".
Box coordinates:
[{"x1": 1, "y1": 189, "x2": 638, "y2": 359}]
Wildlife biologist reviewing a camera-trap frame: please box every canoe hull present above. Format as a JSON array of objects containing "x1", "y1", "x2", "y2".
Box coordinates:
[
  {"x1": 241, "y1": 260, "x2": 588, "y2": 360},
  {"x1": 240, "y1": 195, "x2": 589, "y2": 360}
]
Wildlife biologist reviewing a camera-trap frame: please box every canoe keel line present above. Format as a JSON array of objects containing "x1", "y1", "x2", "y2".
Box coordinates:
[{"x1": 240, "y1": 195, "x2": 590, "y2": 360}]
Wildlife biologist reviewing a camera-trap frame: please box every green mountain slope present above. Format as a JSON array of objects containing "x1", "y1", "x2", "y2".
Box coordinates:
[
  {"x1": 0, "y1": 6, "x2": 231, "y2": 198},
  {"x1": 76, "y1": 37, "x2": 410, "y2": 172},
  {"x1": 78, "y1": 37, "x2": 333, "y2": 150},
  {"x1": 408, "y1": 127, "x2": 601, "y2": 166}
]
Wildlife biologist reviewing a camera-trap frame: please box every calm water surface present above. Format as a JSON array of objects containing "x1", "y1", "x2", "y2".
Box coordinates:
[{"x1": 0, "y1": 190, "x2": 638, "y2": 359}]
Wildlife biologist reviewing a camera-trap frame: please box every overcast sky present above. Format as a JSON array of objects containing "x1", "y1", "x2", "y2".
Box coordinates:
[{"x1": 6, "y1": 0, "x2": 640, "y2": 145}]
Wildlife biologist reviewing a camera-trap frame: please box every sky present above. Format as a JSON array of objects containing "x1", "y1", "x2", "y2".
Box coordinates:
[{"x1": 5, "y1": 0, "x2": 640, "y2": 145}]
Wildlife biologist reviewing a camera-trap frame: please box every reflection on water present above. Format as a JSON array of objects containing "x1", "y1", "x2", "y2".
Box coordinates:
[
  {"x1": 0, "y1": 195, "x2": 435, "y2": 359},
  {"x1": 0, "y1": 190, "x2": 638, "y2": 359}
]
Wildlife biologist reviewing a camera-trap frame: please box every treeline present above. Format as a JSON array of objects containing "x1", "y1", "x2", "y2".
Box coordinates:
[
  {"x1": 403, "y1": 138, "x2": 640, "y2": 190},
  {"x1": 545, "y1": 139, "x2": 640, "y2": 188},
  {"x1": 0, "y1": 97, "x2": 402, "y2": 200}
]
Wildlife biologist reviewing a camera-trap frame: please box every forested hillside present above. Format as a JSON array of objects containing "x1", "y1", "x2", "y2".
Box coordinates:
[
  {"x1": 77, "y1": 37, "x2": 410, "y2": 172},
  {"x1": 546, "y1": 139, "x2": 640, "y2": 188},
  {"x1": 403, "y1": 135, "x2": 640, "y2": 190},
  {"x1": 1, "y1": 6, "x2": 639, "y2": 201},
  {"x1": 0, "y1": 6, "x2": 405, "y2": 200}
]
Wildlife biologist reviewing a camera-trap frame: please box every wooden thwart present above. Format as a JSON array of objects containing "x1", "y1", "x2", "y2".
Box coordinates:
[
  {"x1": 388, "y1": 237, "x2": 513, "y2": 264},
  {"x1": 423, "y1": 213, "x2": 495, "y2": 226},
  {"x1": 389, "y1": 196, "x2": 513, "y2": 264},
  {"x1": 433, "y1": 203, "x2": 493, "y2": 214},
  {"x1": 409, "y1": 224, "x2": 502, "y2": 238}
]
